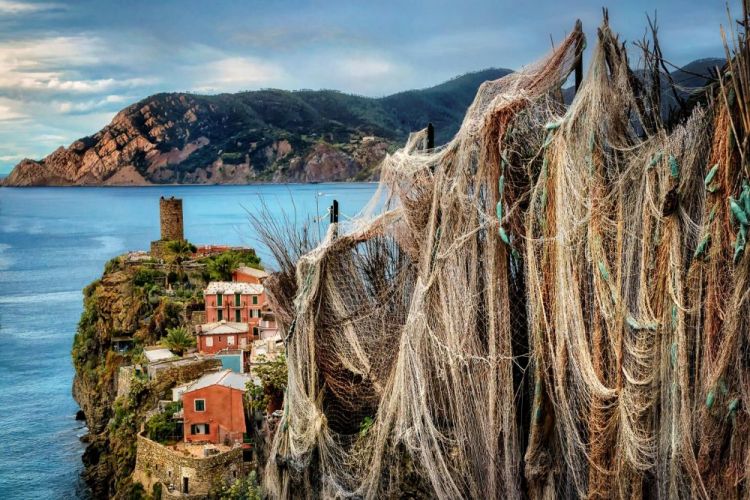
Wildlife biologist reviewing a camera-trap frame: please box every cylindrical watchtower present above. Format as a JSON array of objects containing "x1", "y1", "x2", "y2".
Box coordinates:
[{"x1": 160, "y1": 196, "x2": 184, "y2": 241}]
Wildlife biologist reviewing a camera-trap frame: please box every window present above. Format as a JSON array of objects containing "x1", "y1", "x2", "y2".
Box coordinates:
[
  {"x1": 217, "y1": 309, "x2": 223, "y2": 321},
  {"x1": 217, "y1": 294, "x2": 223, "y2": 306},
  {"x1": 190, "y1": 423, "x2": 209, "y2": 435},
  {"x1": 252, "y1": 295, "x2": 258, "y2": 305},
  {"x1": 227, "y1": 335, "x2": 235, "y2": 345},
  {"x1": 235, "y1": 293, "x2": 241, "y2": 306},
  {"x1": 205, "y1": 337, "x2": 213, "y2": 347},
  {"x1": 253, "y1": 327, "x2": 259, "y2": 337},
  {"x1": 235, "y1": 309, "x2": 241, "y2": 322},
  {"x1": 194, "y1": 399, "x2": 205, "y2": 412}
]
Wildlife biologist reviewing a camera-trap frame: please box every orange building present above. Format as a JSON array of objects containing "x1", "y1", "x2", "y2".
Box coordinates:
[
  {"x1": 232, "y1": 266, "x2": 268, "y2": 284},
  {"x1": 182, "y1": 370, "x2": 250, "y2": 445},
  {"x1": 196, "y1": 321, "x2": 251, "y2": 354}
]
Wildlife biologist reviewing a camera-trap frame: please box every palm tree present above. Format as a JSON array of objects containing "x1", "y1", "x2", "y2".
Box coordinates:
[
  {"x1": 164, "y1": 326, "x2": 196, "y2": 356},
  {"x1": 208, "y1": 252, "x2": 240, "y2": 281},
  {"x1": 165, "y1": 240, "x2": 196, "y2": 285}
]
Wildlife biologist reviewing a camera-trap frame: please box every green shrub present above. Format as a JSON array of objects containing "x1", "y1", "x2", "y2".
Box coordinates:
[
  {"x1": 164, "y1": 327, "x2": 195, "y2": 356},
  {"x1": 218, "y1": 470, "x2": 261, "y2": 500},
  {"x1": 133, "y1": 268, "x2": 159, "y2": 287},
  {"x1": 104, "y1": 256, "x2": 122, "y2": 274},
  {"x1": 248, "y1": 354, "x2": 287, "y2": 413},
  {"x1": 144, "y1": 402, "x2": 182, "y2": 444},
  {"x1": 206, "y1": 250, "x2": 262, "y2": 281},
  {"x1": 221, "y1": 151, "x2": 245, "y2": 164}
]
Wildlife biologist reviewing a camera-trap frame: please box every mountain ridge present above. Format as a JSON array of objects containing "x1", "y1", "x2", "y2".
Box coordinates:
[
  {"x1": 2, "y1": 61, "x2": 722, "y2": 187},
  {"x1": 2, "y1": 68, "x2": 512, "y2": 186}
]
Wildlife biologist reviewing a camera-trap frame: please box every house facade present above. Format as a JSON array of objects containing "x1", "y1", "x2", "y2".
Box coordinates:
[
  {"x1": 232, "y1": 266, "x2": 268, "y2": 284},
  {"x1": 204, "y1": 282, "x2": 268, "y2": 336},
  {"x1": 182, "y1": 370, "x2": 250, "y2": 445},
  {"x1": 196, "y1": 321, "x2": 251, "y2": 354}
]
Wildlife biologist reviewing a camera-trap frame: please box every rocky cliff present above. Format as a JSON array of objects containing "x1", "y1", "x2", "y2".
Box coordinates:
[
  {"x1": 71, "y1": 254, "x2": 231, "y2": 497},
  {"x1": 4, "y1": 69, "x2": 511, "y2": 186},
  {"x1": 4, "y1": 60, "x2": 721, "y2": 187}
]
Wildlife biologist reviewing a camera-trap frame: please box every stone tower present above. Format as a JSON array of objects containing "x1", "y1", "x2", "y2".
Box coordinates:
[
  {"x1": 159, "y1": 196, "x2": 184, "y2": 241},
  {"x1": 150, "y1": 196, "x2": 185, "y2": 259}
]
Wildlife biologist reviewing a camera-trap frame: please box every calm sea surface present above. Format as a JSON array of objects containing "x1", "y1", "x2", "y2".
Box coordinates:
[{"x1": 0, "y1": 183, "x2": 377, "y2": 499}]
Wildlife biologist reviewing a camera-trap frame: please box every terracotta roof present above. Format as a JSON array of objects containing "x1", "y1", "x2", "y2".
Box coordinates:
[
  {"x1": 184, "y1": 369, "x2": 250, "y2": 392},
  {"x1": 234, "y1": 266, "x2": 269, "y2": 279},
  {"x1": 198, "y1": 321, "x2": 249, "y2": 335},
  {"x1": 205, "y1": 281, "x2": 263, "y2": 295}
]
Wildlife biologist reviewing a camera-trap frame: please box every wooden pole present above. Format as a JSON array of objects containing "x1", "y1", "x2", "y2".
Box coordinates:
[
  {"x1": 330, "y1": 199, "x2": 339, "y2": 224},
  {"x1": 427, "y1": 122, "x2": 435, "y2": 149},
  {"x1": 574, "y1": 20, "x2": 584, "y2": 93}
]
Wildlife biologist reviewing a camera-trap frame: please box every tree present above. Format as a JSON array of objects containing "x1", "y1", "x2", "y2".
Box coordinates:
[
  {"x1": 219, "y1": 470, "x2": 261, "y2": 500},
  {"x1": 165, "y1": 239, "x2": 196, "y2": 284},
  {"x1": 208, "y1": 252, "x2": 241, "y2": 281},
  {"x1": 248, "y1": 354, "x2": 287, "y2": 413},
  {"x1": 207, "y1": 250, "x2": 263, "y2": 282},
  {"x1": 163, "y1": 326, "x2": 195, "y2": 356}
]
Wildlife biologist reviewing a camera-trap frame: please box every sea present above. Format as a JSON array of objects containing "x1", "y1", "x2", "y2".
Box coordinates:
[{"x1": 0, "y1": 183, "x2": 377, "y2": 499}]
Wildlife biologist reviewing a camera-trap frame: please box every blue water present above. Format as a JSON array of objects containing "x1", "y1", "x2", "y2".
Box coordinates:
[{"x1": 0, "y1": 183, "x2": 377, "y2": 499}]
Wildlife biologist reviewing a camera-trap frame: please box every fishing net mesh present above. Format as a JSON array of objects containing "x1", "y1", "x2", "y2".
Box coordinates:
[{"x1": 259, "y1": 16, "x2": 750, "y2": 500}]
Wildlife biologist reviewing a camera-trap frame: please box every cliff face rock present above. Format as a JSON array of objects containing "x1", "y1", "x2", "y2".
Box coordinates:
[
  {"x1": 71, "y1": 256, "x2": 221, "y2": 498},
  {"x1": 4, "y1": 69, "x2": 513, "y2": 186}
]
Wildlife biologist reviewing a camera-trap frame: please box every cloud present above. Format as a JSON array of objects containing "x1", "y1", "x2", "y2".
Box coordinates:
[
  {"x1": 0, "y1": 36, "x2": 160, "y2": 97},
  {"x1": 43, "y1": 76, "x2": 156, "y2": 93},
  {"x1": 53, "y1": 94, "x2": 130, "y2": 114},
  {"x1": 229, "y1": 26, "x2": 366, "y2": 51},
  {"x1": 0, "y1": 36, "x2": 111, "y2": 93},
  {"x1": 0, "y1": 0, "x2": 61, "y2": 14},
  {"x1": 0, "y1": 97, "x2": 26, "y2": 120},
  {"x1": 302, "y1": 52, "x2": 412, "y2": 95},
  {"x1": 334, "y1": 55, "x2": 398, "y2": 79},
  {"x1": 0, "y1": 153, "x2": 25, "y2": 161},
  {"x1": 191, "y1": 56, "x2": 285, "y2": 93}
]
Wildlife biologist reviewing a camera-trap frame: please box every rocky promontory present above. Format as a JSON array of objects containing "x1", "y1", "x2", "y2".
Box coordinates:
[{"x1": 3, "y1": 69, "x2": 512, "y2": 186}]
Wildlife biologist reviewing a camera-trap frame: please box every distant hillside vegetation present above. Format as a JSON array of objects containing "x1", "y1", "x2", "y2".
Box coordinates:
[
  {"x1": 3, "y1": 69, "x2": 511, "y2": 186},
  {"x1": 3, "y1": 61, "x2": 722, "y2": 187}
]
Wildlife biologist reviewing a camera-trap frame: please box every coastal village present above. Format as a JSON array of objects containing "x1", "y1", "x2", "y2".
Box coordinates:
[{"x1": 112, "y1": 197, "x2": 284, "y2": 498}]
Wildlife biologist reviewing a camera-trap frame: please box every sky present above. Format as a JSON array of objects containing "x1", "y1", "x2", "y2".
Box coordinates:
[{"x1": 0, "y1": 0, "x2": 734, "y2": 174}]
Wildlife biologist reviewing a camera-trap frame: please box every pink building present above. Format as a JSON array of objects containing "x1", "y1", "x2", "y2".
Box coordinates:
[
  {"x1": 196, "y1": 321, "x2": 251, "y2": 354},
  {"x1": 204, "y1": 282, "x2": 268, "y2": 336}
]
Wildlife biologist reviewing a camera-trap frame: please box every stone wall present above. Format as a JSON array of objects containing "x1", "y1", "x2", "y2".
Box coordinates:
[
  {"x1": 150, "y1": 240, "x2": 169, "y2": 260},
  {"x1": 133, "y1": 434, "x2": 244, "y2": 497},
  {"x1": 190, "y1": 310, "x2": 206, "y2": 329},
  {"x1": 160, "y1": 197, "x2": 184, "y2": 241},
  {"x1": 147, "y1": 356, "x2": 221, "y2": 381},
  {"x1": 116, "y1": 366, "x2": 135, "y2": 398}
]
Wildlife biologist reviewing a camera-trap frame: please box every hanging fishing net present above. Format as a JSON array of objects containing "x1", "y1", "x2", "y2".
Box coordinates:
[{"x1": 257, "y1": 13, "x2": 750, "y2": 500}]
